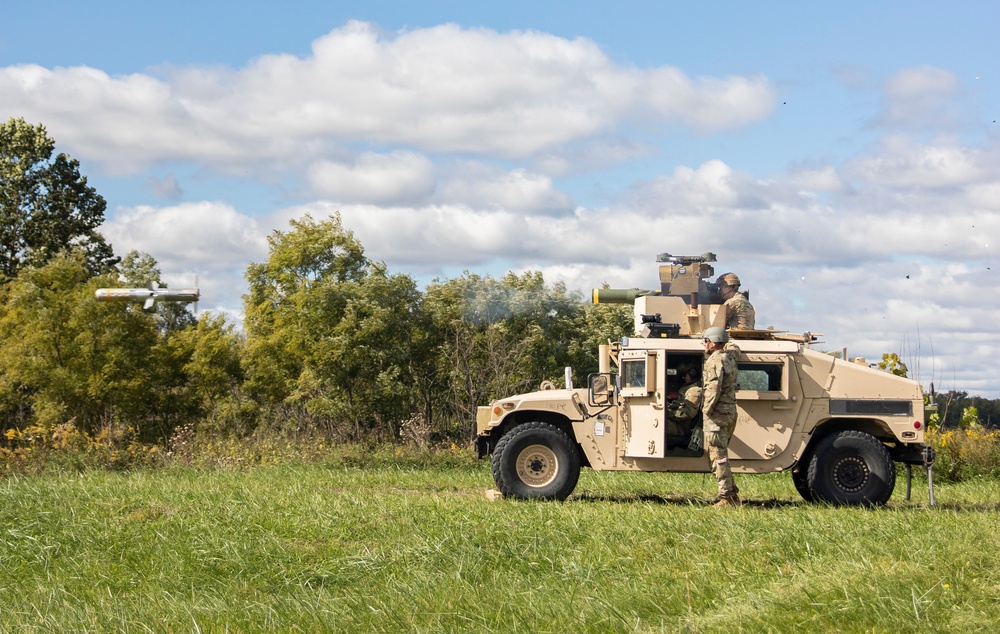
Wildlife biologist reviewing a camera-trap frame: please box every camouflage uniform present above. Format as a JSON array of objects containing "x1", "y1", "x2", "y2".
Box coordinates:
[
  {"x1": 665, "y1": 380, "x2": 702, "y2": 437},
  {"x1": 723, "y1": 292, "x2": 755, "y2": 330},
  {"x1": 702, "y1": 341, "x2": 741, "y2": 499}
]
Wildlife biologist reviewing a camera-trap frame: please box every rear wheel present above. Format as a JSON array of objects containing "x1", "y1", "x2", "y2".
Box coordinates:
[
  {"x1": 491, "y1": 422, "x2": 580, "y2": 501},
  {"x1": 807, "y1": 430, "x2": 895, "y2": 506}
]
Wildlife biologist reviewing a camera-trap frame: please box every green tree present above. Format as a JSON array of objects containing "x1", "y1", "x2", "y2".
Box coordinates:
[
  {"x1": 0, "y1": 253, "x2": 158, "y2": 436},
  {"x1": 0, "y1": 118, "x2": 116, "y2": 282},
  {"x1": 118, "y1": 250, "x2": 161, "y2": 287},
  {"x1": 424, "y1": 271, "x2": 597, "y2": 438},
  {"x1": 926, "y1": 390, "x2": 999, "y2": 430},
  {"x1": 162, "y1": 313, "x2": 248, "y2": 437},
  {"x1": 294, "y1": 263, "x2": 423, "y2": 440},
  {"x1": 243, "y1": 213, "x2": 369, "y2": 402},
  {"x1": 0, "y1": 251, "x2": 243, "y2": 444},
  {"x1": 242, "y1": 213, "x2": 422, "y2": 441}
]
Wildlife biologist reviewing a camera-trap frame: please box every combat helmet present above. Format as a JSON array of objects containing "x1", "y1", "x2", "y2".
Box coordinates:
[
  {"x1": 716, "y1": 272, "x2": 741, "y2": 289},
  {"x1": 703, "y1": 326, "x2": 729, "y2": 343}
]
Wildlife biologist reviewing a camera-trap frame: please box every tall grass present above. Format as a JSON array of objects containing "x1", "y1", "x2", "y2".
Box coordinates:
[{"x1": 0, "y1": 459, "x2": 996, "y2": 633}]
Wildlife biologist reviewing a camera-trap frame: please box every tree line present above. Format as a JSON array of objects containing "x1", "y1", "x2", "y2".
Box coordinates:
[
  {"x1": 0, "y1": 221, "x2": 632, "y2": 447},
  {"x1": 2, "y1": 117, "x2": 995, "y2": 452},
  {"x1": 1, "y1": 117, "x2": 633, "y2": 446}
]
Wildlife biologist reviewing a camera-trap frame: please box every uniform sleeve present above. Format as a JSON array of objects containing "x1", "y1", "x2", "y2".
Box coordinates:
[
  {"x1": 672, "y1": 386, "x2": 703, "y2": 421},
  {"x1": 682, "y1": 386, "x2": 703, "y2": 419},
  {"x1": 732, "y1": 297, "x2": 755, "y2": 329},
  {"x1": 702, "y1": 358, "x2": 721, "y2": 416}
]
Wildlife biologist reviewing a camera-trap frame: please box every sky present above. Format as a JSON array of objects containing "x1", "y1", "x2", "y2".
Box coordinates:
[{"x1": 2, "y1": 1, "x2": 999, "y2": 398}]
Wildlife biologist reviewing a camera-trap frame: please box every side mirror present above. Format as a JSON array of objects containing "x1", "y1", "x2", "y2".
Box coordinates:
[{"x1": 588, "y1": 373, "x2": 614, "y2": 406}]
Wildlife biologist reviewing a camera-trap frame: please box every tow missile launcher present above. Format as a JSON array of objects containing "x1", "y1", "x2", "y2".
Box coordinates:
[
  {"x1": 592, "y1": 252, "x2": 719, "y2": 302},
  {"x1": 592, "y1": 252, "x2": 733, "y2": 338},
  {"x1": 476, "y1": 253, "x2": 936, "y2": 507}
]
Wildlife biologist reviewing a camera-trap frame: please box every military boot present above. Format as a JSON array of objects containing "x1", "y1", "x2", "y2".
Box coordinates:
[{"x1": 714, "y1": 494, "x2": 741, "y2": 508}]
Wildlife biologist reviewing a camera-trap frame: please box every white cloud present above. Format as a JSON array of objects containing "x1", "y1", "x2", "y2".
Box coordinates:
[
  {"x1": 786, "y1": 165, "x2": 846, "y2": 194},
  {"x1": 276, "y1": 153, "x2": 1000, "y2": 279},
  {"x1": 643, "y1": 69, "x2": 774, "y2": 131},
  {"x1": 848, "y1": 136, "x2": 993, "y2": 189},
  {"x1": 305, "y1": 154, "x2": 577, "y2": 213},
  {"x1": 273, "y1": 201, "x2": 523, "y2": 273},
  {"x1": 629, "y1": 160, "x2": 745, "y2": 208},
  {"x1": 873, "y1": 66, "x2": 969, "y2": 130},
  {"x1": 534, "y1": 136, "x2": 656, "y2": 176},
  {"x1": 965, "y1": 181, "x2": 1000, "y2": 211},
  {"x1": 101, "y1": 202, "x2": 269, "y2": 311},
  {"x1": 434, "y1": 163, "x2": 574, "y2": 213},
  {"x1": 0, "y1": 21, "x2": 774, "y2": 173},
  {"x1": 307, "y1": 151, "x2": 435, "y2": 204},
  {"x1": 103, "y1": 201, "x2": 267, "y2": 265}
]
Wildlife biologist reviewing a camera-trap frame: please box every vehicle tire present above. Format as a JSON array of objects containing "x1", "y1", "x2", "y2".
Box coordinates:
[
  {"x1": 806, "y1": 430, "x2": 895, "y2": 506},
  {"x1": 791, "y1": 464, "x2": 814, "y2": 502},
  {"x1": 491, "y1": 422, "x2": 581, "y2": 501}
]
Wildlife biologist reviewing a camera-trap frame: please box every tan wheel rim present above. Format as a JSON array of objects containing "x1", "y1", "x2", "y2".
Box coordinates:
[{"x1": 516, "y1": 444, "x2": 559, "y2": 487}]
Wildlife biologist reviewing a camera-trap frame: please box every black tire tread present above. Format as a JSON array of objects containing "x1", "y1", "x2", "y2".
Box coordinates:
[
  {"x1": 806, "y1": 430, "x2": 895, "y2": 506},
  {"x1": 791, "y1": 460, "x2": 814, "y2": 502}
]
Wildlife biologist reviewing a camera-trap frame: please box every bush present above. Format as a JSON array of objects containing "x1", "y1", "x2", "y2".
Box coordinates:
[
  {"x1": 1, "y1": 420, "x2": 164, "y2": 476},
  {"x1": 926, "y1": 424, "x2": 1000, "y2": 482}
]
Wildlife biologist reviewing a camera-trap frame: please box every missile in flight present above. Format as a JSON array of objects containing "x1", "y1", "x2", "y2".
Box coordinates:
[{"x1": 94, "y1": 282, "x2": 200, "y2": 310}]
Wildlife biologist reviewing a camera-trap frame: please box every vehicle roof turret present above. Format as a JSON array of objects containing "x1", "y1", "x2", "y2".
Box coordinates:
[{"x1": 592, "y1": 253, "x2": 815, "y2": 343}]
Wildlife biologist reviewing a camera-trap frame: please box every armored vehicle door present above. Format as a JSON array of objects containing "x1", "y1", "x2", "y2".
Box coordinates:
[
  {"x1": 620, "y1": 349, "x2": 667, "y2": 458},
  {"x1": 730, "y1": 353, "x2": 803, "y2": 460}
]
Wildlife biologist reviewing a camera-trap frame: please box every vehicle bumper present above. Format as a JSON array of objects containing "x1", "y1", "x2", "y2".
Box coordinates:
[{"x1": 891, "y1": 444, "x2": 935, "y2": 466}]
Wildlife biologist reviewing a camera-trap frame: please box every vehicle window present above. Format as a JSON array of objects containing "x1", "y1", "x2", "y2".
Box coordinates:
[
  {"x1": 738, "y1": 363, "x2": 783, "y2": 391},
  {"x1": 621, "y1": 359, "x2": 646, "y2": 389}
]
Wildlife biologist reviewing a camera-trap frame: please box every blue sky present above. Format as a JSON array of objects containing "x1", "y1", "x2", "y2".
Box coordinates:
[{"x1": 2, "y1": 1, "x2": 999, "y2": 397}]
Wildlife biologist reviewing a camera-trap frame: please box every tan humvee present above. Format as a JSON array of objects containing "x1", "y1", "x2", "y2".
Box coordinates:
[{"x1": 475, "y1": 254, "x2": 935, "y2": 506}]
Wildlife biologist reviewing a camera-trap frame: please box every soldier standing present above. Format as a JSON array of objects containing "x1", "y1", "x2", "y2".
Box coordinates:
[
  {"x1": 701, "y1": 326, "x2": 742, "y2": 507},
  {"x1": 716, "y1": 273, "x2": 755, "y2": 330}
]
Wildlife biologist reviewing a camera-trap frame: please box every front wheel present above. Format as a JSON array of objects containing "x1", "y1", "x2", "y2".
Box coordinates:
[
  {"x1": 791, "y1": 464, "x2": 814, "y2": 502},
  {"x1": 806, "y1": 430, "x2": 896, "y2": 506},
  {"x1": 492, "y1": 422, "x2": 581, "y2": 500}
]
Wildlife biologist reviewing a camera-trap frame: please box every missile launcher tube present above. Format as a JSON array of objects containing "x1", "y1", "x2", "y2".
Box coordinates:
[{"x1": 592, "y1": 288, "x2": 661, "y2": 304}]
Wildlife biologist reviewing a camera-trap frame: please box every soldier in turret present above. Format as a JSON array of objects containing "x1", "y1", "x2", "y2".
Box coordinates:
[
  {"x1": 716, "y1": 272, "x2": 755, "y2": 330},
  {"x1": 702, "y1": 326, "x2": 742, "y2": 507}
]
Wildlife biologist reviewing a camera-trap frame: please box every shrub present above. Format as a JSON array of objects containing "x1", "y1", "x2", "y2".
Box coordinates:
[
  {"x1": 1, "y1": 420, "x2": 164, "y2": 476},
  {"x1": 926, "y1": 424, "x2": 1000, "y2": 482}
]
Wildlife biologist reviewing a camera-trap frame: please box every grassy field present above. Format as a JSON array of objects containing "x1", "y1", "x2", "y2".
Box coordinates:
[{"x1": 1, "y1": 457, "x2": 997, "y2": 633}]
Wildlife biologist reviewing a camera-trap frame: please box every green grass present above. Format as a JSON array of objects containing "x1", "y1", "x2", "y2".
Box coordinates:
[{"x1": 0, "y1": 460, "x2": 997, "y2": 633}]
